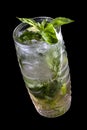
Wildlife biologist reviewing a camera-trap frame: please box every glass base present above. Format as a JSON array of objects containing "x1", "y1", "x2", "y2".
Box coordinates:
[
  {"x1": 36, "y1": 99, "x2": 71, "y2": 118},
  {"x1": 28, "y1": 90, "x2": 71, "y2": 118}
]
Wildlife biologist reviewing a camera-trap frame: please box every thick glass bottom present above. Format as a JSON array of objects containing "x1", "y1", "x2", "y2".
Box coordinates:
[{"x1": 28, "y1": 90, "x2": 71, "y2": 118}]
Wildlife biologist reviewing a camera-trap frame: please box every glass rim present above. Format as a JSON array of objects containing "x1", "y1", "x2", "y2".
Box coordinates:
[{"x1": 32, "y1": 16, "x2": 53, "y2": 21}]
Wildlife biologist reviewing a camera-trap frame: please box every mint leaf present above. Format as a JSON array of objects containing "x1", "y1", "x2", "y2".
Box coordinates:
[
  {"x1": 51, "y1": 17, "x2": 74, "y2": 27},
  {"x1": 27, "y1": 27, "x2": 39, "y2": 32},
  {"x1": 40, "y1": 19, "x2": 47, "y2": 29},
  {"x1": 17, "y1": 17, "x2": 37, "y2": 27},
  {"x1": 60, "y1": 83, "x2": 67, "y2": 95},
  {"x1": 17, "y1": 17, "x2": 40, "y2": 32},
  {"x1": 41, "y1": 23, "x2": 58, "y2": 44}
]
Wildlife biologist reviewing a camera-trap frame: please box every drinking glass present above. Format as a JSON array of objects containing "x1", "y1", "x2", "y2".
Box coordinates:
[{"x1": 13, "y1": 17, "x2": 71, "y2": 118}]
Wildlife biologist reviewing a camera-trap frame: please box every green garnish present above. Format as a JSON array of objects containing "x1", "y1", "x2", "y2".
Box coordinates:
[
  {"x1": 60, "y1": 83, "x2": 67, "y2": 95},
  {"x1": 17, "y1": 17, "x2": 74, "y2": 44},
  {"x1": 18, "y1": 30, "x2": 41, "y2": 42},
  {"x1": 51, "y1": 17, "x2": 74, "y2": 27}
]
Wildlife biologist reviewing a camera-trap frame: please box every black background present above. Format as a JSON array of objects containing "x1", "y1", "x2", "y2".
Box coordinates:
[{"x1": 2, "y1": 0, "x2": 86, "y2": 128}]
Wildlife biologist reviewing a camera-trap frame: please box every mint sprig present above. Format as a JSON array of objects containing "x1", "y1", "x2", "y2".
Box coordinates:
[{"x1": 17, "y1": 17, "x2": 74, "y2": 44}]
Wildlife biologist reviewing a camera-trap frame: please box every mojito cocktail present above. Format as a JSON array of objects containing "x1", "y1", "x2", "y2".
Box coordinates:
[{"x1": 13, "y1": 17, "x2": 73, "y2": 118}]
